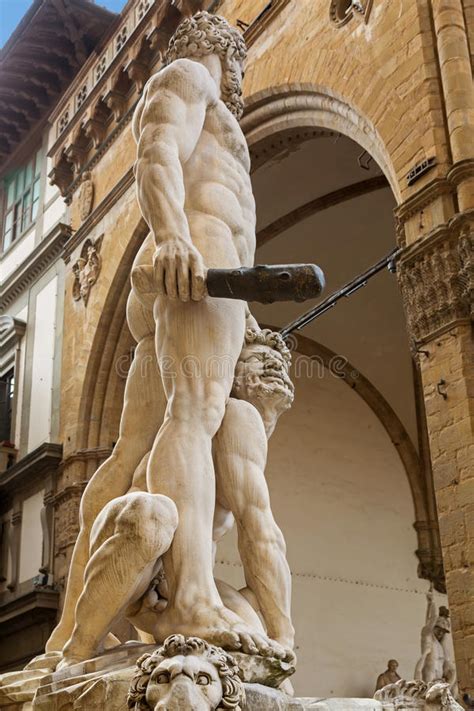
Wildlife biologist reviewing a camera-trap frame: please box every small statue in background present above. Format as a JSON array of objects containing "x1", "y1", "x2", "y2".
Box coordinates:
[
  {"x1": 375, "y1": 659, "x2": 401, "y2": 692},
  {"x1": 414, "y1": 588, "x2": 457, "y2": 696}
]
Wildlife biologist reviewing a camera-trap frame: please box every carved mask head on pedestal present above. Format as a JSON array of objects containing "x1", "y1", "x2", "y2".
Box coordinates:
[{"x1": 127, "y1": 635, "x2": 244, "y2": 711}]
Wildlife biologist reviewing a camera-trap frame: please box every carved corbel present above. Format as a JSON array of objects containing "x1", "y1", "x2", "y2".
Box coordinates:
[
  {"x1": 104, "y1": 89, "x2": 127, "y2": 122},
  {"x1": 83, "y1": 117, "x2": 107, "y2": 149},
  {"x1": 145, "y1": 24, "x2": 170, "y2": 54},
  {"x1": 173, "y1": 0, "x2": 208, "y2": 16},
  {"x1": 125, "y1": 58, "x2": 150, "y2": 94},
  {"x1": 49, "y1": 153, "x2": 74, "y2": 197},
  {"x1": 64, "y1": 141, "x2": 88, "y2": 175}
]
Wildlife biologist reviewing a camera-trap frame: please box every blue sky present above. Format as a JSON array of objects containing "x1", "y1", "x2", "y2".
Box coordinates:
[{"x1": 0, "y1": 0, "x2": 127, "y2": 48}]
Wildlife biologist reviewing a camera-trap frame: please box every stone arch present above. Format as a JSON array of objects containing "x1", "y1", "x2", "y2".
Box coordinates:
[{"x1": 241, "y1": 83, "x2": 401, "y2": 202}]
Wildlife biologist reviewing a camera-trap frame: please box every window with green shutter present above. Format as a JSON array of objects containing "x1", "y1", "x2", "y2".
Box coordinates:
[{"x1": 2, "y1": 148, "x2": 42, "y2": 250}]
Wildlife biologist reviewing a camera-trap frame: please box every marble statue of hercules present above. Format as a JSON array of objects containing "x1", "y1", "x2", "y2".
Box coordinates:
[
  {"x1": 130, "y1": 13, "x2": 266, "y2": 650},
  {"x1": 45, "y1": 14, "x2": 294, "y2": 665}
]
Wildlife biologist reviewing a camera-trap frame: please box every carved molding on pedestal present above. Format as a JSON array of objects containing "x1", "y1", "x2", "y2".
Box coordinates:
[{"x1": 397, "y1": 210, "x2": 474, "y2": 349}]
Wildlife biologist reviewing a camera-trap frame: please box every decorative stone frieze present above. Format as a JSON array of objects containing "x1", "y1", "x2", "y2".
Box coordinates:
[
  {"x1": 397, "y1": 211, "x2": 474, "y2": 348},
  {"x1": 53, "y1": 482, "x2": 87, "y2": 554},
  {"x1": 72, "y1": 235, "x2": 103, "y2": 305}
]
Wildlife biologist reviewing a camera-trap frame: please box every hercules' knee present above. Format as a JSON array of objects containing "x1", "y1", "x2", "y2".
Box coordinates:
[
  {"x1": 117, "y1": 493, "x2": 178, "y2": 557},
  {"x1": 200, "y1": 396, "x2": 226, "y2": 435}
]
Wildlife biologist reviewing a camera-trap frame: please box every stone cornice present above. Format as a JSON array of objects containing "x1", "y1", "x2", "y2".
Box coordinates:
[
  {"x1": 400, "y1": 208, "x2": 474, "y2": 264},
  {"x1": 0, "y1": 442, "x2": 63, "y2": 494},
  {"x1": 0, "y1": 223, "x2": 72, "y2": 312},
  {"x1": 396, "y1": 159, "x2": 474, "y2": 225},
  {"x1": 53, "y1": 481, "x2": 88, "y2": 507},
  {"x1": 63, "y1": 168, "x2": 136, "y2": 262},
  {"x1": 61, "y1": 446, "x2": 113, "y2": 466}
]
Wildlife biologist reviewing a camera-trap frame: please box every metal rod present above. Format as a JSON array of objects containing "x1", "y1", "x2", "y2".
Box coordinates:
[{"x1": 280, "y1": 247, "x2": 401, "y2": 338}]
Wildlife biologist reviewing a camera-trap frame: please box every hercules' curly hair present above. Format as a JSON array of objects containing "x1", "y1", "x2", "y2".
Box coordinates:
[
  {"x1": 127, "y1": 635, "x2": 245, "y2": 710},
  {"x1": 165, "y1": 12, "x2": 246, "y2": 66},
  {"x1": 165, "y1": 12, "x2": 247, "y2": 119}
]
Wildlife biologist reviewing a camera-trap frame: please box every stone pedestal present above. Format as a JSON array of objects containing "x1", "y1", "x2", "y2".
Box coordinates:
[
  {"x1": 1, "y1": 645, "x2": 461, "y2": 710},
  {"x1": 0, "y1": 643, "x2": 380, "y2": 710}
]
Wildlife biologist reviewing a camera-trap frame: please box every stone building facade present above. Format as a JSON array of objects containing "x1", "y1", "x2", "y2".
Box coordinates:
[{"x1": 0, "y1": 0, "x2": 472, "y2": 699}]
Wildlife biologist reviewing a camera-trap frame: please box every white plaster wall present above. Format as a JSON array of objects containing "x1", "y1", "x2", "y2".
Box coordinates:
[
  {"x1": 28, "y1": 277, "x2": 58, "y2": 451},
  {"x1": 215, "y1": 367, "x2": 435, "y2": 698},
  {"x1": 19, "y1": 490, "x2": 44, "y2": 583},
  {"x1": 0, "y1": 227, "x2": 35, "y2": 282},
  {"x1": 42, "y1": 194, "x2": 66, "y2": 235}
]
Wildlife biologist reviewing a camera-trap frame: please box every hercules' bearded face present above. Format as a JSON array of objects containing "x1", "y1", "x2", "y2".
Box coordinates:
[{"x1": 220, "y1": 55, "x2": 244, "y2": 120}]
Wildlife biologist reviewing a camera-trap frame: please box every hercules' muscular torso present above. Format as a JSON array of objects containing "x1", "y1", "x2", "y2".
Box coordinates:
[
  {"x1": 183, "y1": 96, "x2": 256, "y2": 269},
  {"x1": 128, "y1": 58, "x2": 256, "y2": 342}
]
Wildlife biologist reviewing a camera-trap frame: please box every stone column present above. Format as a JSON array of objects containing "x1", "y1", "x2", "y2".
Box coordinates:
[
  {"x1": 398, "y1": 211, "x2": 473, "y2": 695},
  {"x1": 432, "y1": 0, "x2": 474, "y2": 209},
  {"x1": 7, "y1": 507, "x2": 22, "y2": 592}
]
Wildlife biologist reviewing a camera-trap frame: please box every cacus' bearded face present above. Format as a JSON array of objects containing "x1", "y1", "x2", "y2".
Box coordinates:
[{"x1": 232, "y1": 342, "x2": 294, "y2": 416}]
